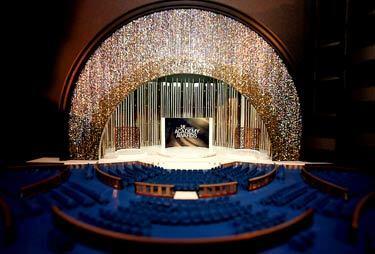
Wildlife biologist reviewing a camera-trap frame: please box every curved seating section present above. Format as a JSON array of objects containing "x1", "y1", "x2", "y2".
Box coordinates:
[
  {"x1": 248, "y1": 165, "x2": 278, "y2": 190},
  {"x1": 98, "y1": 162, "x2": 274, "y2": 192},
  {"x1": 198, "y1": 182, "x2": 237, "y2": 198},
  {"x1": 21, "y1": 178, "x2": 111, "y2": 215},
  {"x1": 52, "y1": 204, "x2": 313, "y2": 252},
  {"x1": 212, "y1": 163, "x2": 274, "y2": 189},
  {"x1": 301, "y1": 167, "x2": 349, "y2": 200},
  {"x1": 20, "y1": 167, "x2": 70, "y2": 198},
  {"x1": 261, "y1": 183, "x2": 317, "y2": 208},
  {"x1": 134, "y1": 182, "x2": 175, "y2": 198},
  {"x1": 68, "y1": 164, "x2": 95, "y2": 180},
  {"x1": 98, "y1": 162, "x2": 164, "y2": 186},
  {"x1": 121, "y1": 197, "x2": 247, "y2": 227},
  {"x1": 146, "y1": 169, "x2": 227, "y2": 191},
  {"x1": 260, "y1": 182, "x2": 360, "y2": 220},
  {"x1": 0, "y1": 164, "x2": 63, "y2": 196},
  {"x1": 351, "y1": 192, "x2": 375, "y2": 232},
  {"x1": 2, "y1": 161, "x2": 372, "y2": 253},
  {"x1": 65, "y1": 182, "x2": 110, "y2": 205},
  {"x1": 94, "y1": 164, "x2": 123, "y2": 189},
  {"x1": 304, "y1": 164, "x2": 375, "y2": 196}
]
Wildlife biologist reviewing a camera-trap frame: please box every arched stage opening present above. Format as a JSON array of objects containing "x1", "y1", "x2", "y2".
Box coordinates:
[{"x1": 65, "y1": 6, "x2": 302, "y2": 161}]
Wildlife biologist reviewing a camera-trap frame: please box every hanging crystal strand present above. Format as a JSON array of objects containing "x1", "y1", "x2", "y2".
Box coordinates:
[
  {"x1": 154, "y1": 81, "x2": 160, "y2": 145},
  {"x1": 100, "y1": 75, "x2": 272, "y2": 158},
  {"x1": 157, "y1": 80, "x2": 160, "y2": 145}
]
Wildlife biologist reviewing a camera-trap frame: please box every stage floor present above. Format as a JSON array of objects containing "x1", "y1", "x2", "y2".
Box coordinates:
[
  {"x1": 27, "y1": 147, "x2": 315, "y2": 170},
  {"x1": 98, "y1": 146, "x2": 272, "y2": 169}
]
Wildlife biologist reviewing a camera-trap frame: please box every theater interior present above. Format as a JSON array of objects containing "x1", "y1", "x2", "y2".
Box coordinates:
[{"x1": 0, "y1": 1, "x2": 374, "y2": 253}]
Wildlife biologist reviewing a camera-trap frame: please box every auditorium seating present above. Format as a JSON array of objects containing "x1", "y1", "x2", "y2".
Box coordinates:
[
  {"x1": 145, "y1": 169, "x2": 227, "y2": 191},
  {"x1": 0, "y1": 162, "x2": 373, "y2": 253},
  {"x1": 98, "y1": 163, "x2": 164, "y2": 185},
  {"x1": 65, "y1": 182, "x2": 110, "y2": 204},
  {"x1": 212, "y1": 163, "x2": 273, "y2": 189},
  {"x1": 98, "y1": 162, "x2": 272, "y2": 191},
  {"x1": 288, "y1": 230, "x2": 316, "y2": 252},
  {"x1": 118, "y1": 197, "x2": 246, "y2": 226},
  {"x1": 306, "y1": 165, "x2": 375, "y2": 196},
  {"x1": 0, "y1": 165, "x2": 59, "y2": 195}
]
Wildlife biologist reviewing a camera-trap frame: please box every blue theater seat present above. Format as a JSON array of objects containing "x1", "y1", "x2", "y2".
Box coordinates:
[
  {"x1": 67, "y1": 182, "x2": 109, "y2": 204},
  {"x1": 59, "y1": 185, "x2": 95, "y2": 207},
  {"x1": 50, "y1": 190, "x2": 77, "y2": 209}
]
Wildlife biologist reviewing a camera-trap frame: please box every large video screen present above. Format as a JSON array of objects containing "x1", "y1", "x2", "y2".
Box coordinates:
[{"x1": 165, "y1": 118, "x2": 209, "y2": 148}]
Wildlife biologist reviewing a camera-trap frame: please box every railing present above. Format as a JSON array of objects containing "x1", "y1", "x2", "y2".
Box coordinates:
[
  {"x1": 248, "y1": 165, "x2": 278, "y2": 191},
  {"x1": 134, "y1": 182, "x2": 175, "y2": 198},
  {"x1": 220, "y1": 161, "x2": 238, "y2": 169},
  {"x1": 94, "y1": 164, "x2": 123, "y2": 190},
  {"x1": 52, "y1": 206, "x2": 313, "y2": 251},
  {"x1": 198, "y1": 182, "x2": 238, "y2": 198},
  {"x1": 20, "y1": 166, "x2": 70, "y2": 198},
  {"x1": 301, "y1": 168, "x2": 349, "y2": 200},
  {"x1": 351, "y1": 192, "x2": 374, "y2": 236},
  {"x1": 0, "y1": 197, "x2": 15, "y2": 244}
]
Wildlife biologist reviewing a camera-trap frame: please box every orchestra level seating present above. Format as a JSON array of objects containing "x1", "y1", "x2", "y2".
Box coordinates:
[{"x1": 0, "y1": 163, "x2": 373, "y2": 253}]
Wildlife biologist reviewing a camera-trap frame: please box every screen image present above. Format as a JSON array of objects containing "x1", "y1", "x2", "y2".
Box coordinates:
[{"x1": 165, "y1": 118, "x2": 209, "y2": 148}]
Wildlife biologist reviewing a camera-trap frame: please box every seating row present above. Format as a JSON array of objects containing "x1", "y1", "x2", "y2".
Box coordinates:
[{"x1": 99, "y1": 162, "x2": 273, "y2": 190}]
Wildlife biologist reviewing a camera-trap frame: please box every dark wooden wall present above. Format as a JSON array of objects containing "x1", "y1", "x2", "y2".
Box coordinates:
[
  {"x1": 1, "y1": 0, "x2": 308, "y2": 163},
  {"x1": 3, "y1": 0, "x2": 373, "y2": 166},
  {"x1": 303, "y1": 0, "x2": 375, "y2": 167}
]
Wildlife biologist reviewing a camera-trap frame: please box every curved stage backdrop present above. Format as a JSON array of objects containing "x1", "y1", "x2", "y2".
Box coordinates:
[
  {"x1": 99, "y1": 74, "x2": 271, "y2": 158},
  {"x1": 68, "y1": 8, "x2": 301, "y2": 160}
]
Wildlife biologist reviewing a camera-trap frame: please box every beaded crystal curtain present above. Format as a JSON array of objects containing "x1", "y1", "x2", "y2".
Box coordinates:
[
  {"x1": 69, "y1": 9, "x2": 301, "y2": 160},
  {"x1": 99, "y1": 75, "x2": 272, "y2": 159}
]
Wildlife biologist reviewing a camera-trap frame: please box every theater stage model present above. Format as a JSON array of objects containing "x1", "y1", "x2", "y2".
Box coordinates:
[{"x1": 1, "y1": 6, "x2": 373, "y2": 254}]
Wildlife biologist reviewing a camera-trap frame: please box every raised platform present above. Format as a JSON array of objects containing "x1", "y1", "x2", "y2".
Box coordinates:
[
  {"x1": 99, "y1": 146, "x2": 272, "y2": 169},
  {"x1": 27, "y1": 147, "x2": 315, "y2": 170},
  {"x1": 157, "y1": 147, "x2": 216, "y2": 159}
]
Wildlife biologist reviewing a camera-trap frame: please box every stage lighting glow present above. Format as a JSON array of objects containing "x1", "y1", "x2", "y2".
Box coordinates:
[{"x1": 69, "y1": 9, "x2": 301, "y2": 160}]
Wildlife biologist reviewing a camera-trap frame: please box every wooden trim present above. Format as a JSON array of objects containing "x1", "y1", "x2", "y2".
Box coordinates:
[
  {"x1": 351, "y1": 192, "x2": 375, "y2": 231},
  {"x1": 134, "y1": 182, "x2": 175, "y2": 198},
  {"x1": 60, "y1": 1, "x2": 295, "y2": 111},
  {"x1": 0, "y1": 197, "x2": 15, "y2": 244},
  {"x1": 20, "y1": 167, "x2": 70, "y2": 198},
  {"x1": 248, "y1": 165, "x2": 278, "y2": 191},
  {"x1": 94, "y1": 164, "x2": 123, "y2": 190},
  {"x1": 52, "y1": 206, "x2": 313, "y2": 246},
  {"x1": 220, "y1": 162, "x2": 238, "y2": 168},
  {"x1": 198, "y1": 182, "x2": 238, "y2": 198},
  {"x1": 301, "y1": 168, "x2": 349, "y2": 200}
]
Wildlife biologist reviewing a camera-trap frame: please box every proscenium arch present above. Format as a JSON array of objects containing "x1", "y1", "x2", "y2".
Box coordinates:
[{"x1": 66, "y1": 5, "x2": 301, "y2": 161}]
